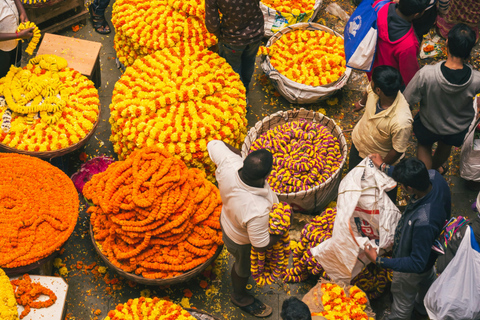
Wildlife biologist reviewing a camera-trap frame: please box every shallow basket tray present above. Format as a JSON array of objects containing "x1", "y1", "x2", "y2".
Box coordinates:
[
  {"x1": 0, "y1": 107, "x2": 100, "y2": 159},
  {"x1": 185, "y1": 308, "x2": 223, "y2": 320},
  {"x1": 22, "y1": 0, "x2": 64, "y2": 9},
  {"x1": 2, "y1": 250, "x2": 60, "y2": 277},
  {"x1": 242, "y1": 108, "x2": 348, "y2": 214},
  {"x1": 90, "y1": 225, "x2": 223, "y2": 286},
  {"x1": 261, "y1": 22, "x2": 352, "y2": 104}
]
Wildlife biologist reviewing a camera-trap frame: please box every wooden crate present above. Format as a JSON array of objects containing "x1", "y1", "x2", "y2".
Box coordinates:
[{"x1": 25, "y1": 0, "x2": 88, "y2": 34}]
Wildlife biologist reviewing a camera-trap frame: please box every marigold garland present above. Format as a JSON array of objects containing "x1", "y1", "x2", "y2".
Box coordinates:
[
  {"x1": 10, "y1": 274, "x2": 57, "y2": 319},
  {"x1": 104, "y1": 297, "x2": 196, "y2": 320},
  {"x1": 0, "y1": 55, "x2": 100, "y2": 152},
  {"x1": 261, "y1": 29, "x2": 346, "y2": 86},
  {"x1": 17, "y1": 22, "x2": 41, "y2": 55},
  {"x1": 84, "y1": 146, "x2": 223, "y2": 279},
  {"x1": 251, "y1": 203, "x2": 291, "y2": 286},
  {"x1": 0, "y1": 154, "x2": 79, "y2": 268},
  {"x1": 111, "y1": 0, "x2": 216, "y2": 67},
  {"x1": 0, "y1": 268, "x2": 18, "y2": 320},
  {"x1": 109, "y1": 46, "x2": 247, "y2": 181},
  {"x1": 262, "y1": 0, "x2": 315, "y2": 13}
]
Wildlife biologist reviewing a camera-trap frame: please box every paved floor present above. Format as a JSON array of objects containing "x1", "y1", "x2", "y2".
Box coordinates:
[{"x1": 15, "y1": 0, "x2": 480, "y2": 319}]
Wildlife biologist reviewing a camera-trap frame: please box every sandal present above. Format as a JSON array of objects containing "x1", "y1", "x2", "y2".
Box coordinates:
[
  {"x1": 231, "y1": 297, "x2": 272, "y2": 318},
  {"x1": 89, "y1": 5, "x2": 111, "y2": 34},
  {"x1": 437, "y1": 163, "x2": 450, "y2": 176}
]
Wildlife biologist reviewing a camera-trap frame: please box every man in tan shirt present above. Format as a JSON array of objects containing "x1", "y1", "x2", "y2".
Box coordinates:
[{"x1": 349, "y1": 65, "x2": 413, "y2": 202}]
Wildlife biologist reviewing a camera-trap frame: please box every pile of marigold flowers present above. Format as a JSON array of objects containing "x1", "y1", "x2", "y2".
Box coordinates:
[
  {"x1": 109, "y1": 46, "x2": 247, "y2": 181},
  {"x1": 105, "y1": 297, "x2": 195, "y2": 320},
  {"x1": 0, "y1": 268, "x2": 18, "y2": 320},
  {"x1": 251, "y1": 202, "x2": 291, "y2": 286},
  {"x1": 112, "y1": 0, "x2": 216, "y2": 67},
  {"x1": 262, "y1": 0, "x2": 315, "y2": 13},
  {"x1": 0, "y1": 154, "x2": 79, "y2": 269},
  {"x1": 10, "y1": 274, "x2": 57, "y2": 319},
  {"x1": 84, "y1": 146, "x2": 223, "y2": 279},
  {"x1": 261, "y1": 29, "x2": 346, "y2": 86},
  {"x1": 0, "y1": 54, "x2": 100, "y2": 152},
  {"x1": 312, "y1": 283, "x2": 374, "y2": 320}
]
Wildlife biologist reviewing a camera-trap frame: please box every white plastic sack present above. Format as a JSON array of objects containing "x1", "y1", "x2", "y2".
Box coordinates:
[
  {"x1": 460, "y1": 97, "x2": 480, "y2": 182},
  {"x1": 261, "y1": 0, "x2": 322, "y2": 37},
  {"x1": 424, "y1": 226, "x2": 480, "y2": 320},
  {"x1": 261, "y1": 23, "x2": 352, "y2": 104},
  {"x1": 310, "y1": 157, "x2": 401, "y2": 283}
]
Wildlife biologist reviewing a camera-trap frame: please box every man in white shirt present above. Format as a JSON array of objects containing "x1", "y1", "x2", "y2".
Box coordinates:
[{"x1": 208, "y1": 140, "x2": 282, "y2": 318}]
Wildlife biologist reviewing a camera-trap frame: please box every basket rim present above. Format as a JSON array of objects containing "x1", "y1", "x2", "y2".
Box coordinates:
[
  {"x1": 89, "y1": 224, "x2": 224, "y2": 286},
  {"x1": 0, "y1": 104, "x2": 101, "y2": 159},
  {"x1": 242, "y1": 108, "x2": 348, "y2": 198}
]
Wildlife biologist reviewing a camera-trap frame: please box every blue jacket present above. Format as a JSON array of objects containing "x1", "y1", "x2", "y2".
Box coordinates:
[{"x1": 377, "y1": 169, "x2": 451, "y2": 273}]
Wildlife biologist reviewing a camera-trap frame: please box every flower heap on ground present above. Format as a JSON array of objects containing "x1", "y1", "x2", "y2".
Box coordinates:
[
  {"x1": 109, "y1": 46, "x2": 247, "y2": 181},
  {"x1": 251, "y1": 202, "x2": 291, "y2": 286},
  {"x1": 284, "y1": 207, "x2": 336, "y2": 282},
  {"x1": 10, "y1": 274, "x2": 57, "y2": 319},
  {"x1": 84, "y1": 146, "x2": 223, "y2": 279},
  {"x1": 0, "y1": 55, "x2": 99, "y2": 152},
  {"x1": 313, "y1": 283, "x2": 373, "y2": 320},
  {"x1": 111, "y1": 0, "x2": 215, "y2": 67},
  {"x1": 250, "y1": 120, "x2": 343, "y2": 194},
  {"x1": 260, "y1": 29, "x2": 346, "y2": 86},
  {"x1": 261, "y1": 0, "x2": 315, "y2": 13},
  {"x1": 17, "y1": 22, "x2": 40, "y2": 55},
  {"x1": 0, "y1": 154, "x2": 78, "y2": 268},
  {"x1": 0, "y1": 268, "x2": 18, "y2": 320},
  {"x1": 104, "y1": 297, "x2": 196, "y2": 320}
]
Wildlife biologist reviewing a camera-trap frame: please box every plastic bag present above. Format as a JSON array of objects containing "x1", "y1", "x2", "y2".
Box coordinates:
[
  {"x1": 460, "y1": 97, "x2": 480, "y2": 182},
  {"x1": 424, "y1": 226, "x2": 480, "y2": 320},
  {"x1": 310, "y1": 157, "x2": 401, "y2": 283}
]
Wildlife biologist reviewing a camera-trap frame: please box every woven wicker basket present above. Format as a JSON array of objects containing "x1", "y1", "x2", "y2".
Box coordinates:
[
  {"x1": 90, "y1": 225, "x2": 223, "y2": 286},
  {"x1": 2, "y1": 250, "x2": 60, "y2": 277},
  {"x1": 261, "y1": 22, "x2": 352, "y2": 104},
  {"x1": 242, "y1": 108, "x2": 348, "y2": 214},
  {"x1": 0, "y1": 107, "x2": 100, "y2": 159},
  {"x1": 22, "y1": 0, "x2": 64, "y2": 9},
  {"x1": 185, "y1": 308, "x2": 223, "y2": 320}
]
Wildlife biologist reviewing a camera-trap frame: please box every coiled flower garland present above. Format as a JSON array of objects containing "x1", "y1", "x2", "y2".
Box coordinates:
[
  {"x1": 84, "y1": 146, "x2": 223, "y2": 279},
  {"x1": 260, "y1": 29, "x2": 346, "y2": 86},
  {"x1": 10, "y1": 274, "x2": 57, "y2": 319},
  {"x1": 0, "y1": 55, "x2": 100, "y2": 152},
  {"x1": 0, "y1": 268, "x2": 18, "y2": 320},
  {"x1": 17, "y1": 22, "x2": 41, "y2": 55},
  {"x1": 262, "y1": 0, "x2": 315, "y2": 13},
  {"x1": 104, "y1": 297, "x2": 196, "y2": 320},
  {"x1": 251, "y1": 202, "x2": 291, "y2": 286},
  {"x1": 109, "y1": 46, "x2": 247, "y2": 181},
  {"x1": 0, "y1": 154, "x2": 79, "y2": 268},
  {"x1": 250, "y1": 120, "x2": 343, "y2": 194},
  {"x1": 111, "y1": 0, "x2": 216, "y2": 67}
]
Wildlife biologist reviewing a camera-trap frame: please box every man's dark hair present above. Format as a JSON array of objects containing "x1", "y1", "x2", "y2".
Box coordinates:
[
  {"x1": 281, "y1": 297, "x2": 312, "y2": 320},
  {"x1": 243, "y1": 149, "x2": 273, "y2": 180},
  {"x1": 372, "y1": 66, "x2": 402, "y2": 97},
  {"x1": 448, "y1": 23, "x2": 476, "y2": 59},
  {"x1": 398, "y1": 0, "x2": 429, "y2": 17},
  {"x1": 392, "y1": 158, "x2": 430, "y2": 191}
]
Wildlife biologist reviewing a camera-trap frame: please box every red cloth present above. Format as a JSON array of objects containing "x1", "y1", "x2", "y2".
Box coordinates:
[{"x1": 367, "y1": 1, "x2": 420, "y2": 86}]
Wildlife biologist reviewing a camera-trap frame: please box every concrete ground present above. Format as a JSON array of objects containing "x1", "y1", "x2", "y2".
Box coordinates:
[{"x1": 16, "y1": 0, "x2": 480, "y2": 319}]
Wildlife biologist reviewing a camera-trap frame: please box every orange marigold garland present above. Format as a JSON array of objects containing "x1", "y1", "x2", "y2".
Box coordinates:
[
  {"x1": 0, "y1": 154, "x2": 79, "y2": 268},
  {"x1": 84, "y1": 146, "x2": 223, "y2": 279},
  {"x1": 10, "y1": 274, "x2": 57, "y2": 319},
  {"x1": 105, "y1": 297, "x2": 196, "y2": 320}
]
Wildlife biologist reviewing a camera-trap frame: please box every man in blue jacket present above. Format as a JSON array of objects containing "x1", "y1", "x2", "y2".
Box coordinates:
[{"x1": 365, "y1": 155, "x2": 451, "y2": 320}]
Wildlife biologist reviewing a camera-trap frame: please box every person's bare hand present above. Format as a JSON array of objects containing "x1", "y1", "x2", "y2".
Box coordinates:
[
  {"x1": 353, "y1": 100, "x2": 365, "y2": 112},
  {"x1": 368, "y1": 153, "x2": 383, "y2": 168},
  {"x1": 364, "y1": 243, "x2": 377, "y2": 263},
  {"x1": 20, "y1": 12, "x2": 29, "y2": 23},
  {"x1": 18, "y1": 27, "x2": 34, "y2": 40}
]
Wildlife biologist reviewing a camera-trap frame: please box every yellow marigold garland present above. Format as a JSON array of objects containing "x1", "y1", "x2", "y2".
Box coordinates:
[
  {"x1": 262, "y1": 0, "x2": 315, "y2": 13},
  {"x1": 0, "y1": 55, "x2": 100, "y2": 152},
  {"x1": 0, "y1": 268, "x2": 18, "y2": 320},
  {"x1": 109, "y1": 46, "x2": 247, "y2": 181},
  {"x1": 111, "y1": 0, "x2": 216, "y2": 67},
  {"x1": 261, "y1": 29, "x2": 346, "y2": 86},
  {"x1": 105, "y1": 297, "x2": 196, "y2": 320},
  {"x1": 84, "y1": 146, "x2": 223, "y2": 279},
  {"x1": 17, "y1": 22, "x2": 41, "y2": 55}
]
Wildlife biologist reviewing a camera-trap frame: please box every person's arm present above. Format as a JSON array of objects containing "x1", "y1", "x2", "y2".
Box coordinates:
[
  {"x1": 382, "y1": 149, "x2": 403, "y2": 165},
  {"x1": 403, "y1": 70, "x2": 424, "y2": 106},
  {"x1": 354, "y1": 90, "x2": 368, "y2": 112},
  {"x1": 398, "y1": 47, "x2": 420, "y2": 87},
  {"x1": 0, "y1": 28, "x2": 34, "y2": 41},
  {"x1": 253, "y1": 234, "x2": 283, "y2": 252},
  {"x1": 437, "y1": 0, "x2": 449, "y2": 15},
  {"x1": 369, "y1": 153, "x2": 395, "y2": 176},
  {"x1": 384, "y1": 125, "x2": 411, "y2": 164},
  {"x1": 204, "y1": 0, "x2": 221, "y2": 38},
  {"x1": 14, "y1": 0, "x2": 28, "y2": 22},
  {"x1": 247, "y1": 214, "x2": 284, "y2": 252}
]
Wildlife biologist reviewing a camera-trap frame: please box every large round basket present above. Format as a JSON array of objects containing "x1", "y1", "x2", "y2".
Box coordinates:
[
  {"x1": 22, "y1": 0, "x2": 64, "y2": 9},
  {"x1": 261, "y1": 22, "x2": 352, "y2": 104},
  {"x1": 185, "y1": 308, "x2": 223, "y2": 320},
  {"x1": 89, "y1": 225, "x2": 223, "y2": 286},
  {"x1": 0, "y1": 107, "x2": 100, "y2": 159},
  {"x1": 2, "y1": 250, "x2": 60, "y2": 277},
  {"x1": 242, "y1": 108, "x2": 348, "y2": 214}
]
